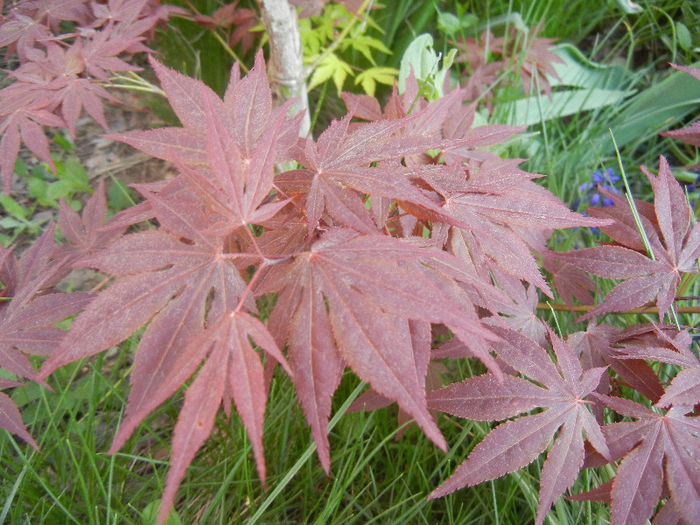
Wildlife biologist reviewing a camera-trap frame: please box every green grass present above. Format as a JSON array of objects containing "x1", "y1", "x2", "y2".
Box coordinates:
[
  {"x1": 2, "y1": 0, "x2": 699, "y2": 523},
  {"x1": 2, "y1": 354, "x2": 614, "y2": 524}
]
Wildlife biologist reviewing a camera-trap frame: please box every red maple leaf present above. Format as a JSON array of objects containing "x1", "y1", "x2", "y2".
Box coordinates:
[
  {"x1": 615, "y1": 328, "x2": 700, "y2": 409},
  {"x1": 553, "y1": 155, "x2": 700, "y2": 320},
  {"x1": 257, "y1": 228, "x2": 502, "y2": 471},
  {"x1": 428, "y1": 327, "x2": 611, "y2": 525},
  {"x1": 0, "y1": 225, "x2": 92, "y2": 449},
  {"x1": 0, "y1": 0, "x2": 174, "y2": 193},
  {"x1": 108, "y1": 51, "x2": 302, "y2": 170},
  {"x1": 53, "y1": 180, "x2": 126, "y2": 264},
  {"x1": 568, "y1": 321, "x2": 664, "y2": 406},
  {"x1": 584, "y1": 394, "x2": 700, "y2": 525}
]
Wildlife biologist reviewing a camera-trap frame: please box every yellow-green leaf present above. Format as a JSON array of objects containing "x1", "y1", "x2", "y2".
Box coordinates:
[
  {"x1": 355, "y1": 67, "x2": 400, "y2": 96},
  {"x1": 308, "y1": 53, "x2": 354, "y2": 93}
]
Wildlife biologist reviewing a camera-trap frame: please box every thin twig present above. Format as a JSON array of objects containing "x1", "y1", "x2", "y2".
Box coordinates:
[{"x1": 537, "y1": 302, "x2": 700, "y2": 315}]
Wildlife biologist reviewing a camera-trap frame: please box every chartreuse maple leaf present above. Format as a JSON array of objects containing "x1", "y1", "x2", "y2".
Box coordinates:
[
  {"x1": 427, "y1": 326, "x2": 611, "y2": 525},
  {"x1": 555, "y1": 155, "x2": 700, "y2": 321},
  {"x1": 354, "y1": 66, "x2": 399, "y2": 97},
  {"x1": 307, "y1": 52, "x2": 354, "y2": 93}
]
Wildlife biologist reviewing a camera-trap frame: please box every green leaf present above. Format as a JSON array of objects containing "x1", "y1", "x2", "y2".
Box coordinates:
[
  {"x1": 53, "y1": 133, "x2": 74, "y2": 152},
  {"x1": 13, "y1": 158, "x2": 28, "y2": 177},
  {"x1": 45, "y1": 179, "x2": 75, "y2": 204},
  {"x1": 437, "y1": 12, "x2": 462, "y2": 35},
  {"x1": 60, "y1": 157, "x2": 91, "y2": 192},
  {"x1": 599, "y1": 61, "x2": 700, "y2": 154},
  {"x1": 107, "y1": 178, "x2": 137, "y2": 211},
  {"x1": 503, "y1": 87, "x2": 633, "y2": 126},
  {"x1": 142, "y1": 500, "x2": 183, "y2": 525},
  {"x1": 398, "y1": 34, "x2": 457, "y2": 100},
  {"x1": 436, "y1": 10, "x2": 478, "y2": 36},
  {"x1": 27, "y1": 177, "x2": 50, "y2": 206},
  {"x1": 308, "y1": 52, "x2": 354, "y2": 93},
  {"x1": 355, "y1": 66, "x2": 400, "y2": 96},
  {"x1": 399, "y1": 34, "x2": 439, "y2": 92},
  {"x1": 0, "y1": 217, "x2": 24, "y2": 228},
  {"x1": 548, "y1": 44, "x2": 634, "y2": 90},
  {"x1": 676, "y1": 22, "x2": 692, "y2": 51},
  {"x1": 343, "y1": 35, "x2": 392, "y2": 65},
  {"x1": 614, "y1": 0, "x2": 643, "y2": 13},
  {"x1": 0, "y1": 195, "x2": 29, "y2": 221}
]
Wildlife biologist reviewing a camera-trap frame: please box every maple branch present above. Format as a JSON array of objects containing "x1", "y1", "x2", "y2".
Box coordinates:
[
  {"x1": 537, "y1": 302, "x2": 700, "y2": 315},
  {"x1": 676, "y1": 296, "x2": 700, "y2": 302}
]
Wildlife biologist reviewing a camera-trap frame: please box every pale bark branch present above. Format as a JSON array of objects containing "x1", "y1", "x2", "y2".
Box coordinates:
[{"x1": 260, "y1": 0, "x2": 311, "y2": 137}]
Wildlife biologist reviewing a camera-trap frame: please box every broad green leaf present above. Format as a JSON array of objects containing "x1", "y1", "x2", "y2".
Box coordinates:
[
  {"x1": 597, "y1": 61, "x2": 700, "y2": 155},
  {"x1": 45, "y1": 179, "x2": 75, "y2": 204},
  {"x1": 142, "y1": 500, "x2": 183, "y2": 525},
  {"x1": 398, "y1": 34, "x2": 457, "y2": 100},
  {"x1": 60, "y1": 157, "x2": 91, "y2": 192},
  {"x1": 614, "y1": 0, "x2": 643, "y2": 13},
  {"x1": 504, "y1": 87, "x2": 632, "y2": 126},
  {"x1": 436, "y1": 11, "x2": 462, "y2": 35},
  {"x1": 676, "y1": 22, "x2": 692, "y2": 51},
  {"x1": 548, "y1": 44, "x2": 633, "y2": 90},
  {"x1": 398, "y1": 34, "x2": 439, "y2": 93}
]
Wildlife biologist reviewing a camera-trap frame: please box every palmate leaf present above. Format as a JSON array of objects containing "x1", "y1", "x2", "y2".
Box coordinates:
[
  {"x1": 354, "y1": 66, "x2": 399, "y2": 97},
  {"x1": 38, "y1": 223, "x2": 251, "y2": 440},
  {"x1": 307, "y1": 52, "x2": 354, "y2": 93},
  {"x1": 158, "y1": 310, "x2": 290, "y2": 525},
  {"x1": 258, "y1": 228, "x2": 502, "y2": 470},
  {"x1": 615, "y1": 329, "x2": 700, "y2": 408},
  {"x1": 108, "y1": 51, "x2": 301, "y2": 170},
  {"x1": 53, "y1": 180, "x2": 125, "y2": 264},
  {"x1": 0, "y1": 226, "x2": 92, "y2": 448},
  {"x1": 554, "y1": 155, "x2": 700, "y2": 320},
  {"x1": 424, "y1": 166, "x2": 606, "y2": 296},
  {"x1": 35, "y1": 51, "x2": 303, "y2": 524},
  {"x1": 428, "y1": 327, "x2": 610, "y2": 525},
  {"x1": 37, "y1": 188, "x2": 286, "y2": 524},
  {"x1": 287, "y1": 108, "x2": 461, "y2": 233},
  {"x1": 585, "y1": 395, "x2": 700, "y2": 525}
]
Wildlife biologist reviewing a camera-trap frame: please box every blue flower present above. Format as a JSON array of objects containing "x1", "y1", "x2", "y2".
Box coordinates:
[
  {"x1": 572, "y1": 168, "x2": 620, "y2": 212},
  {"x1": 572, "y1": 167, "x2": 622, "y2": 236}
]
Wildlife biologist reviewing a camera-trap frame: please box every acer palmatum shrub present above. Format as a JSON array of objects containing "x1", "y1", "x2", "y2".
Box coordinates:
[
  {"x1": 0, "y1": 0, "x2": 183, "y2": 193},
  {"x1": 0, "y1": 5, "x2": 699, "y2": 524}
]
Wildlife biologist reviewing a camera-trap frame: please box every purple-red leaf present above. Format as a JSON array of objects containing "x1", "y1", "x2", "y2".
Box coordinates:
[
  {"x1": 428, "y1": 328, "x2": 610, "y2": 525},
  {"x1": 590, "y1": 396, "x2": 700, "y2": 525}
]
